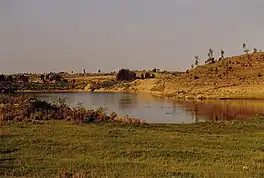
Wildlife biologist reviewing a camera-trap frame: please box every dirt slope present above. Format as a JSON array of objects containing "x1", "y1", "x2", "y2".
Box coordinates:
[
  {"x1": 93, "y1": 52, "x2": 264, "y2": 99},
  {"x1": 159, "y1": 52, "x2": 264, "y2": 99}
]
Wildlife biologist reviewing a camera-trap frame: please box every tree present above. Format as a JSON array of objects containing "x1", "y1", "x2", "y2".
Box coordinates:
[
  {"x1": 243, "y1": 42, "x2": 250, "y2": 54},
  {"x1": 98, "y1": 70, "x2": 101, "y2": 73},
  {"x1": 254, "y1": 48, "x2": 257, "y2": 53},
  {"x1": 141, "y1": 74, "x2": 144, "y2": 79},
  {"x1": 206, "y1": 48, "x2": 215, "y2": 64},
  {"x1": 45, "y1": 74, "x2": 50, "y2": 81},
  {"x1": 207, "y1": 52, "x2": 211, "y2": 60},
  {"x1": 152, "y1": 68, "x2": 157, "y2": 73},
  {"x1": 116, "y1": 69, "x2": 136, "y2": 81},
  {"x1": 145, "y1": 72, "x2": 151, "y2": 79},
  {"x1": 209, "y1": 48, "x2": 214, "y2": 58},
  {"x1": 18, "y1": 75, "x2": 29, "y2": 83},
  {"x1": 0, "y1": 74, "x2": 5, "y2": 82},
  {"x1": 243, "y1": 42, "x2": 246, "y2": 49},
  {"x1": 221, "y1": 50, "x2": 225, "y2": 59},
  {"x1": 6, "y1": 75, "x2": 13, "y2": 82},
  {"x1": 53, "y1": 74, "x2": 62, "y2": 82},
  {"x1": 194, "y1": 56, "x2": 199, "y2": 66},
  {"x1": 71, "y1": 79, "x2": 76, "y2": 88},
  {"x1": 48, "y1": 73, "x2": 62, "y2": 83},
  {"x1": 40, "y1": 74, "x2": 45, "y2": 83}
]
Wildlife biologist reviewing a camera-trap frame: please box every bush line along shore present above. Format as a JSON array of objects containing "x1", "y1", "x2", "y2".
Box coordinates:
[{"x1": 0, "y1": 95, "x2": 146, "y2": 125}]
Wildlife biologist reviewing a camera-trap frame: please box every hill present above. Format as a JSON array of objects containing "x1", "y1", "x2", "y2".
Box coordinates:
[
  {"x1": 104, "y1": 52, "x2": 264, "y2": 99},
  {"x1": 17, "y1": 52, "x2": 264, "y2": 99},
  {"x1": 160, "y1": 52, "x2": 264, "y2": 99}
]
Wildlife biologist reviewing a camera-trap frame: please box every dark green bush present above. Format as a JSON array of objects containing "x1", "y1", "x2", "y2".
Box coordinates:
[
  {"x1": 116, "y1": 69, "x2": 136, "y2": 81},
  {"x1": 0, "y1": 74, "x2": 5, "y2": 82},
  {"x1": 145, "y1": 72, "x2": 151, "y2": 79},
  {"x1": 141, "y1": 74, "x2": 144, "y2": 79}
]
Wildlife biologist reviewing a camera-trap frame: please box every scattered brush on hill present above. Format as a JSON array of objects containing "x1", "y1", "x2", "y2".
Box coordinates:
[
  {"x1": 157, "y1": 52, "x2": 264, "y2": 99},
  {"x1": 0, "y1": 95, "x2": 146, "y2": 125},
  {"x1": 184, "y1": 52, "x2": 264, "y2": 83}
]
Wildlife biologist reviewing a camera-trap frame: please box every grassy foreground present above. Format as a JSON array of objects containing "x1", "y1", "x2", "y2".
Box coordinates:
[{"x1": 2, "y1": 120, "x2": 264, "y2": 177}]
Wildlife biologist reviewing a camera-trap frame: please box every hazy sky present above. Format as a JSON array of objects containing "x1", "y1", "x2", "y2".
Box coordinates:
[{"x1": 0, "y1": 0, "x2": 263, "y2": 73}]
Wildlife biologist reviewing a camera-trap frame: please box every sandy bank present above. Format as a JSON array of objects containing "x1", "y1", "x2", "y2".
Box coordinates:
[{"x1": 16, "y1": 80, "x2": 264, "y2": 100}]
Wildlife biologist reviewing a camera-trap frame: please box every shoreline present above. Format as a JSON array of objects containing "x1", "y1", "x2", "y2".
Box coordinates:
[
  {"x1": 17, "y1": 89, "x2": 89, "y2": 93},
  {"x1": 15, "y1": 88, "x2": 264, "y2": 100}
]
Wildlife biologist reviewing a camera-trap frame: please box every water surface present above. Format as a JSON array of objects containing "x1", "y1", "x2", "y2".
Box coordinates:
[{"x1": 29, "y1": 92, "x2": 264, "y2": 123}]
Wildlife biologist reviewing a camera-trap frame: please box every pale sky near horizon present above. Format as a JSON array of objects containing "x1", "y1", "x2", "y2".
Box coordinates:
[{"x1": 0, "y1": 0, "x2": 263, "y2": 73}]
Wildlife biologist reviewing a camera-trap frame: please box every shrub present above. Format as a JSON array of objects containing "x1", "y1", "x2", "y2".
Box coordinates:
[
  {"x1": 17, "y1": 75, "x2": 29, "y2": 83},
  {"x1": 0, "y1": 74, "x2": 5, "y2": 82},
  {"x1": 40, "y1": 74, "x2": 45, "y2": 82},
  {"x1": 141, "y1": 74, "x2": 144, "y2": 79},
  {"x1": 145, "y1": 72, "x2": 151, "y2": 79},
  {"x1": 194, "y1": 76, "x2": 199, "y2": 80},
  {"x1": 221, "y1": 50, "x2": 225, "y2": 59},
  {"x1": 6, "y1": 75, "x2": 14, "y2": 82},
  {"x1": 116, "y1": 69, "x2": 136, "y2": 81},
  {"x1": 0, "y1": 95, "x2": 147, "y2": 125},
  {"x1": 194, "y1": 56, "x2": 199, "y2": 66},
  {"x1": 49, "y1": 73, "x2": 62, "y2": 82},
  {"x1": 45, "y1": 74, "x2": 50, "y2": 81},
  {"x1": 110, "y1": 112, "x2": 118, "y2": 120}
]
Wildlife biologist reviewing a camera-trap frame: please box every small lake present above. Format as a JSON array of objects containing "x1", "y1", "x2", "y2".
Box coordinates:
[{"x1": 28, "y1": 92, "x2": 264, "y2": 123}]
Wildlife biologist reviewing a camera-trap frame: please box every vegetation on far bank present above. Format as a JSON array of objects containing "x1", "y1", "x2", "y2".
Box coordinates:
[
  {"x1": 0, "y1": 69, "x2": 157, "y2": 93},
  {"x1": 2, "y1": 44, "x2": 264, "y2": 99},
  {"x1": 2, "y1": 119, "x2": 264, "y2": 177}
]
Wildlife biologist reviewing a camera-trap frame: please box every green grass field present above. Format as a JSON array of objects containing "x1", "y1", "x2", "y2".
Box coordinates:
[{"x1": 2, "y1": 120, "x2": 264, "y2": 177}]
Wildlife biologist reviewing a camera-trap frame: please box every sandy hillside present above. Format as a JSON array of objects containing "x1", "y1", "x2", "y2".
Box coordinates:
[
  {"x1": 121, "y1": 52, "x2": 264, "y2": 99},
  {"x1": 160, "y1": 52, "x2": 264, "y2": 98},
  {"x1": 69, "y1": 52, "x2": 264, "y2": 99}
]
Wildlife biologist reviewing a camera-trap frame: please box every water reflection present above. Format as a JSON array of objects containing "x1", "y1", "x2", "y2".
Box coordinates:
[
  {"x1": 118, "y1": 94, "x2": 137, "y2": 110},
  {"x1": 171, "y1": 100, "x2": 264, "y2": 122},
  {"x1": 27, "y1": 92, "x2": 264, "y2": 123}
]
